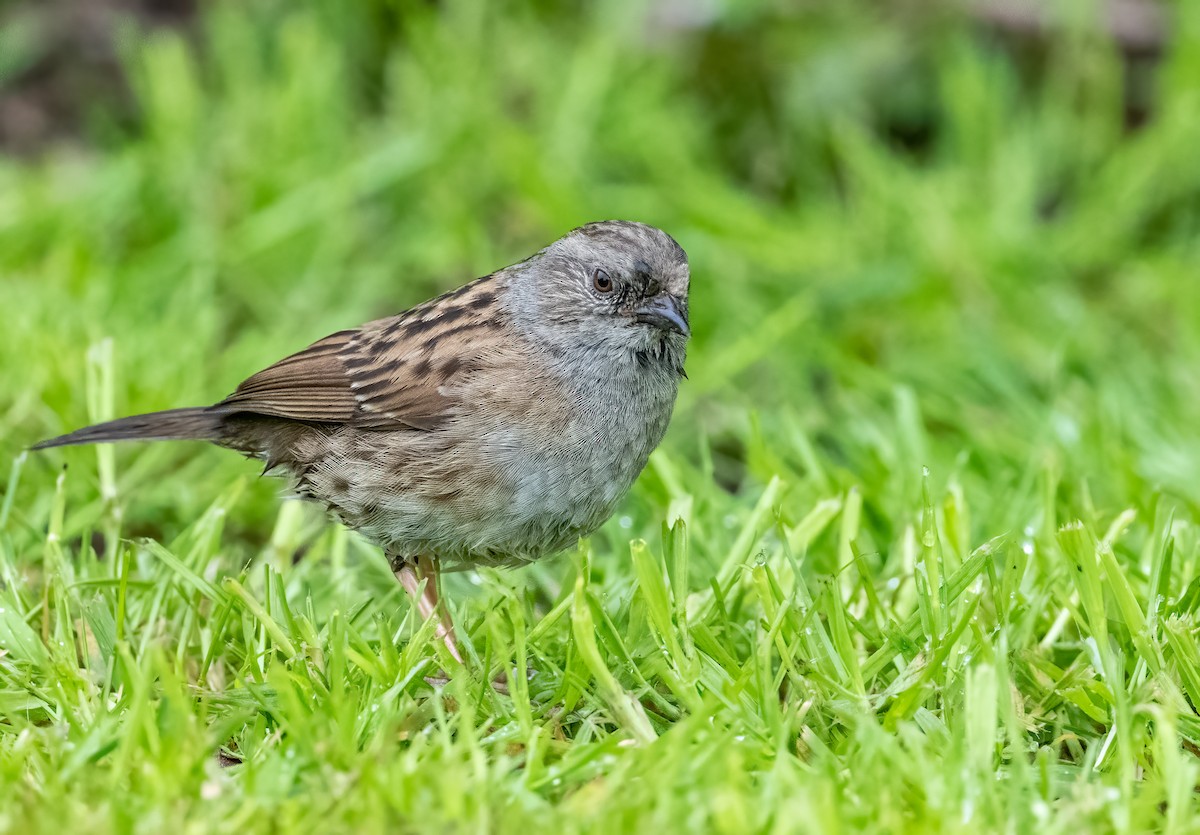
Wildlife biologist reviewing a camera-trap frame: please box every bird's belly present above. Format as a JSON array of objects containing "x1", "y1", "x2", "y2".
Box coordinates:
[{"x1": 333, "y1": 389, "x2": 673, "y2": 566}]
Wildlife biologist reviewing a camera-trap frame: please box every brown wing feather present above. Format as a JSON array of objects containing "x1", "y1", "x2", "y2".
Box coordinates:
[
  {"x1": 214, "y1": 278, "x2": 502, "y2": 431},
  {"x1": 219, "y1": 329, "x2": 361, "y2": 422}
]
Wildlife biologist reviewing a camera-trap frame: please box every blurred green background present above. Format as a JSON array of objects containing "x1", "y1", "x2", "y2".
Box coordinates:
[
  {"x1": 4, "y1": 0, "x2": 1200, "y2": 831},
  {"x1": 4, "y1": 0, "x2": 1199, "y2": 531}
]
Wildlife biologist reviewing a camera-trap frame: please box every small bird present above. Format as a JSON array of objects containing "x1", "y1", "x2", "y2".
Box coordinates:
[{"x1": 34, "y1": 220, "x2": 690, "y2": 662}]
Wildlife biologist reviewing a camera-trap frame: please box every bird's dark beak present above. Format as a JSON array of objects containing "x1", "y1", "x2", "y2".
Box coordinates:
[{"x1": 634, "y1": 294, "x2": 690, "y2": 338}]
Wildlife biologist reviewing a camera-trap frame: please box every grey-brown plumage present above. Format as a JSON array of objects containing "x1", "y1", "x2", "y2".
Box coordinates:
[{"x1": 35, "y1": 220, "x2": 690, "y2": 576}]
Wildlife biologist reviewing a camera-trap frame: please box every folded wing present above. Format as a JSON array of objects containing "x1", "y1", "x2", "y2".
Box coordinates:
[{"x1": 217, "y1": 284, "x2": 501, "y2": 431}]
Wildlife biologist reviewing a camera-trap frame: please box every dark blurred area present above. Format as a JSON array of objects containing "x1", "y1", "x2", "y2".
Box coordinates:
[{"x1": 0, "y1": 0, "x2": 196, "y2": 151}]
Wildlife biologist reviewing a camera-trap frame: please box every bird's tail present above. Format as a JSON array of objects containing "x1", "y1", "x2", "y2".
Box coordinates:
[{"x1": 31, "y1": 408, "x2": 222, "y2": 450}]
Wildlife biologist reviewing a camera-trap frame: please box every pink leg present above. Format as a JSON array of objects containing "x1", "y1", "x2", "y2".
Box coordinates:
[{"x1": 395, "y1": 554, "x2": 463, "y2": 665}]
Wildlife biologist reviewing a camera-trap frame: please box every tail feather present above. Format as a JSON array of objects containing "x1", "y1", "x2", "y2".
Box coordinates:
[{"x1": 32, "y1": 408, "x2": 222, "y2": 450}]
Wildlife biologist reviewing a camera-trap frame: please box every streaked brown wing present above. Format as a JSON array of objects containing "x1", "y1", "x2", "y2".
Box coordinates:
[
  {"x1": 218, "y1": 329, "x2": 362, "y2": 423},
  {"x1": 215, "y1": 279, "x2": 500, "y2": 431}
]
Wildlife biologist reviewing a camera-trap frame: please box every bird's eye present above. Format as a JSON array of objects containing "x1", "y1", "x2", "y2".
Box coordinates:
[{"x1": 592, "y1": 268, "x2": 614, "y2": 294}]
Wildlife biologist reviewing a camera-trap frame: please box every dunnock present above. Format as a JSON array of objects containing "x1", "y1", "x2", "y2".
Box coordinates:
[{"x1": 35, "y1": 220, "x2": 691, "y2": 661}]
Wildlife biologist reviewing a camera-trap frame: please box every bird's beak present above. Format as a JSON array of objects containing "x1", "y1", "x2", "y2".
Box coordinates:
[{"x1": 634, "y1": 294, "x2": 690, "y2": 338}]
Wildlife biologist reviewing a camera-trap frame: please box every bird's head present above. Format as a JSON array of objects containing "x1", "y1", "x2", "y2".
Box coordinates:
[{"x1": 510, "y1": 220, "x2": 690, "y2": 372}]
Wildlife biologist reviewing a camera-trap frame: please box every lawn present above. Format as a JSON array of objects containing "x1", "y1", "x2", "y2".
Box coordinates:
[{"x1": 3, "y1": 1, "x2": 1200, "y2": 831}]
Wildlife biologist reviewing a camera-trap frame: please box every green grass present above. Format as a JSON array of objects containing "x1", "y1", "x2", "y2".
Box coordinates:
[{"x1": 3, "y1": 0, "x2": 1200, "y2": 831}]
